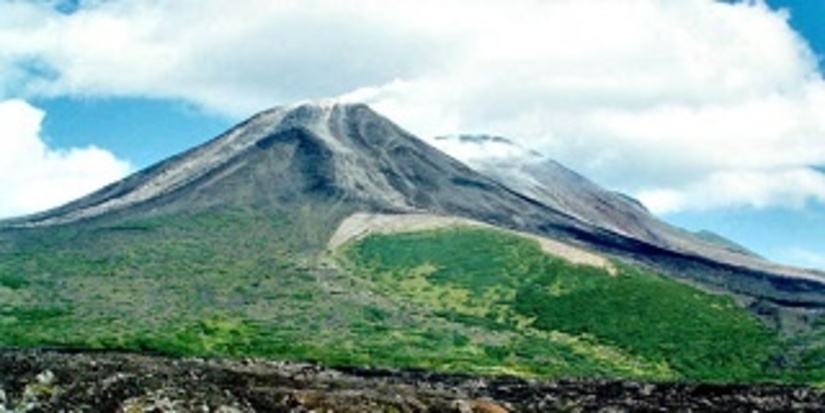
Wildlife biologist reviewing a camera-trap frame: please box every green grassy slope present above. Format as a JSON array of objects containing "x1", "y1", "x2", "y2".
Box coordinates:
[
  {"x1": 0, "y1": 210, "x2": 584, "y2": 373},
  {"x1": 0, "y1": 213, "x2": 823, "y2": 383},
  {"x1": 342, "y1": 228, "x2": 785, "y2": 382}
]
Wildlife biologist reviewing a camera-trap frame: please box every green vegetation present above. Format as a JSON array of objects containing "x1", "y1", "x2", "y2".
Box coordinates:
[
  {"x1": 778, "y1": 315, "x2": 825, "y2": 385},
  {"x1": 0, "y1": 274, "x2": 27, "y2": 290},
  {"x1": 0, "y1": 214, "x2": 822, "y2": 383},
  {"x1": 344, "y1": 228, "x2": 782, "y2": 382},
  {"x1": 0, "y1": 211, "x2": 614, "y2": 376}
]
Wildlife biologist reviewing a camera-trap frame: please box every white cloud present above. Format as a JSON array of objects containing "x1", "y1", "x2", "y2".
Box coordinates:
[
  {"x1": 349, "y1": 1, "x2": 825, "y2": 214},
  {"x1": 0, "y1": 100, "x2": 132, "y2": 219},
  {"x1": 636, "y1": 168, "x2": 825, "y2": 214},
  {"x1": 1, "y1": 0, "x2": 825, "y2": 213},
  {"x1": 780, "y1": 247, "x2": 825, "y2": 271},
  {"x1": 0, "y1": 0, "x2": 457, "y2": 116}
]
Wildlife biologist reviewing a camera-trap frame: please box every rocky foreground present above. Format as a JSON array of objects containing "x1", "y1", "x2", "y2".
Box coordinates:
[{"x1": 0, "y1": 350, "x2": 823, "y2": 412}]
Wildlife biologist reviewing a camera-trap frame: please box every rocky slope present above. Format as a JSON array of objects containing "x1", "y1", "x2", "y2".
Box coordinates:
[
  {"x1": 2, "y1": 350, "x2": 824, "y2": 412},
  {"x1": 431, "y1": 134, "x2": 802, "y2": 275}
]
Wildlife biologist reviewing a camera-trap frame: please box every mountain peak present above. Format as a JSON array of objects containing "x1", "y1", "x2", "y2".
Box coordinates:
[
  {"x1": 3, "y1": 102, "x2": 404, "y2": 226},
  {"x1": 4, "y1": 102, "x2": 553, "y2": 230},
  {"x1": 435, "y1": 134, "x2": 515, "y2": 145},
  {"x1": 281, "y1": 97, "x2": 358, "y2": 110},
  {"x1": 240, "y1": 100, "x2": 371, "y2": 147}
]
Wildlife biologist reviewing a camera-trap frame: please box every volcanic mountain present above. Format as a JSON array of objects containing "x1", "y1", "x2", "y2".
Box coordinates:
[
  {"x1": 1, "y1": 101, "x2": 824, "y2": 385},
  {"x1": 4, "y1": 102, "x2": 586, "y2": 237},
  {"x1": 7, "y1": 102, "x2": 823, "y2": 308}
]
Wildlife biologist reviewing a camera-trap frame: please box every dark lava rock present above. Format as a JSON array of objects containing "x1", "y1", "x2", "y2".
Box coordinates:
[{"x1": 0, "y1": 350, "x2": 823, "y2": 412}]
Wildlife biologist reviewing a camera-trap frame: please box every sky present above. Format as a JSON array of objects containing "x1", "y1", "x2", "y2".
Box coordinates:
[{"x1": 0, "y1": 0, "x2": 823, "y2": 270}]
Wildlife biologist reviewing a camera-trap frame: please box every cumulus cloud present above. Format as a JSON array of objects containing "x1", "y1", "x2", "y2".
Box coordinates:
[
  {"x1": 0, "y1": 0, "x2": 456, "y2": 116},
  {"x1": 636, "y1": 168, "x2": 825, "y2": 213},
  {"x1": 0, "y1": 100, "x2": 131, "y2": 219},
  {"x1": 1, "y1": 0, "x2": 825, "y2": 214},
  {"x1": 346, "y1": 1, "x2": 825, "y2": 214}
]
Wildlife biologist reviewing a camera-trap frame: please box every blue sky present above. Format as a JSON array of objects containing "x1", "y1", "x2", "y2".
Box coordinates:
[
  {"x1": 34, "y1": 97, "x2": 231, "y2": 167},
  {"x1": 0, "y1": 0, "x2": 824, "y2": 270},
  {"x1": 764, "y1": 0, "x2": 825, "y2": 70}
]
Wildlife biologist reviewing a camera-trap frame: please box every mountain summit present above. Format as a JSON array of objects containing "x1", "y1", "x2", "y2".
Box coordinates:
[{"x1": 8, "y1": 103, "x2": 578, "y2": 234}]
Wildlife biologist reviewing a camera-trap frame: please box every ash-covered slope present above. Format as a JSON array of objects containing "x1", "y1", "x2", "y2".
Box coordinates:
[
  {"x1": 3, "y1": 102, "x2": 825, "y2": 321},
  {"x1": 432, "y1": 135, "x2": 822, "y2": 285}
]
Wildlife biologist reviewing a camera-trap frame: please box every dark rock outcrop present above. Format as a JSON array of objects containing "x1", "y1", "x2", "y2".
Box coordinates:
[{"x1": 1, "y1": 350, "x2": 823, "y2": 412}]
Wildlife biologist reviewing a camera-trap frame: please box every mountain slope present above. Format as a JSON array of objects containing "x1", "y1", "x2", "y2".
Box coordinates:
[
  {"x1": 1, "y1": 101, "x2": 824, "y2": 383},
  {"x1": 432, "y1": 135, "x2": 656, "y2": 239},
  {"x1": 432, "y1": 135, "x2": 825, "y2": 319},
  {"x1": 431, "y1": 134, "x2": 768, "y2": 263}
]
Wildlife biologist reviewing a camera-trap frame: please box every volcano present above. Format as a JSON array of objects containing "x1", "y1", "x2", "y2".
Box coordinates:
[
  {"x1": 1, "y1": 101, "x2": 824, "y2": 388},
  {"x1": 6, "y1": 101, "x2": 822, "y2": 313}
]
